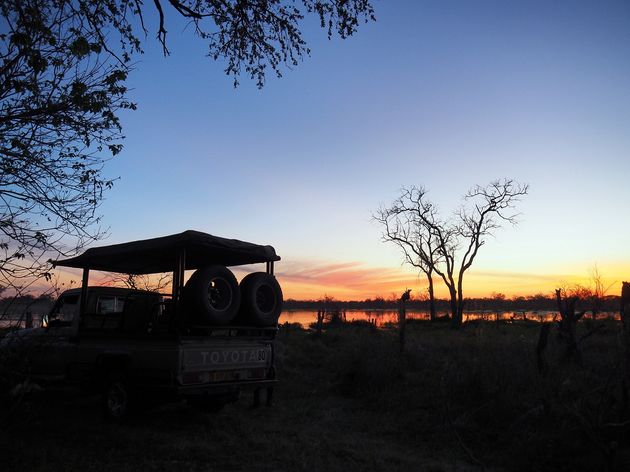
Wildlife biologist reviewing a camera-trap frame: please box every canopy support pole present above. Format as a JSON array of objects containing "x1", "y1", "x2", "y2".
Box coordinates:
[
  {"x1": 172, "y1": 247, "x2": 186, "y2": 329},
  {"x1": 79, "y1": 268, "x2": 89, "y2": 316}
]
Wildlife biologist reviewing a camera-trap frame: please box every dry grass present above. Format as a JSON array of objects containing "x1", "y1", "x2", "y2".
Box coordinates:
[{"x1": 1, "y1": 321, "x2": 629, "y2": 471}]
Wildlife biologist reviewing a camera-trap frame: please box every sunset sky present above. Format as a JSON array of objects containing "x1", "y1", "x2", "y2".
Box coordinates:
[{"x1": 55, "y1": 0, "x2": 630, "y2": 300}]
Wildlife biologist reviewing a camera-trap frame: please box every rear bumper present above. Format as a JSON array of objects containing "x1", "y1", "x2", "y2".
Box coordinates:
[
  {"x1": 149, "y1": 379, "x2": 277, "y2": 399},
  {"x1": 178, "y1": 379, "x2": 277, "y2": 396}
]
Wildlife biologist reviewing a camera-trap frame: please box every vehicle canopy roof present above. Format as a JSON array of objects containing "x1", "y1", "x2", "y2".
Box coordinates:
[{"x1": 54, "y1": 230, "x2": 280, "y2": 274}]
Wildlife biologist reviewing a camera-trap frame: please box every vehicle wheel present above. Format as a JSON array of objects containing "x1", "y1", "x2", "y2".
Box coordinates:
[
  {"x1": 238, "y1": 273, "x2": 283, "y2": 326},
  {"x1": 185, "y1": 266, "x2": 241, "y2": 325},
  {"x1": 103, "y1": 378, "x2": 132, "y2": 421}
]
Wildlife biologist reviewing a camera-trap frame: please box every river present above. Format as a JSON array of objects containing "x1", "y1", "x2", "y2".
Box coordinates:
[{"x1": 1, "y1": 310, "x2": 618, "y2": 329}]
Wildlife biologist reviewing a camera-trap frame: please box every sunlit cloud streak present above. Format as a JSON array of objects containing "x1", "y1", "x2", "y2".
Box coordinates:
[
  {"x1": 260, "y1": 260, "x2": 623, "y2": 301},
  {"x1": 24, "y1": 259, "x2": 625, "y2": 303},
  {"x1": 271, "y1": 260, "x2": 419, "y2": 300}
]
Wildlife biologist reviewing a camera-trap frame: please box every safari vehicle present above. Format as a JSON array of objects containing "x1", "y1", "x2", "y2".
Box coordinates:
[{"x1": 1, "y1": 230, "x2": 283, "y2": 419}]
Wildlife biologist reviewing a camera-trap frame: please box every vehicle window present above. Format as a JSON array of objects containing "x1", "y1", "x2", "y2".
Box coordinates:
[
  {"x1": 82, "y1": 295, "x2": 126, "y2": 331},
  {"x1": 97, "y1": 296, "x2": 115, "y2": 314},
  {"x1": 96, "y1": 296, "x2": 125, "y2": 314},
  {"x1": 50, "y1": 295, "x2": 79, "y2": 323}
]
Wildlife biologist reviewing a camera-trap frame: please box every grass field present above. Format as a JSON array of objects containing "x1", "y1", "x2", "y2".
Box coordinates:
[{"x1": 1, "y1": 321, "x2": 629, "y2": 471}]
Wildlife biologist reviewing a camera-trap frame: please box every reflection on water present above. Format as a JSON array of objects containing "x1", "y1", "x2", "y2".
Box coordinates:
[
  {"x1": 280, "y1": 310, "x2": 620, "y2": 328},
  {"x1": 0, "y1": 314, "x2": 42, "y2": 329},
  {"x1": 0, "y1": 310, "x2": 620, "y2": 330}
]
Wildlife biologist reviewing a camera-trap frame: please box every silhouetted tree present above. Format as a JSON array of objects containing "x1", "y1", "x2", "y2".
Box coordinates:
[
  {"x1": 1, "y1": 0, "x2": 375, "y2": 293},
  {"x1": 587, "y1": 266, "x2": 614, "y2": 321},
  {"x1": 375, "y1": 187, "x2": 445, "y2": 322},
  {"x1": 445, "y1": 180, "x2": 528, "y2": 327},
  {"x1": 146, "y1": 0, "x2": 376, "y2": 87},
  {"x1": 102, "y1": 272, "x2": 172, "y2": 293},
  {"x1": 377, "y1": 179, "x2": 528, "y2": 328},
  {"x1": 1, "y1": 1, "x2": 128, "y2": 291}
]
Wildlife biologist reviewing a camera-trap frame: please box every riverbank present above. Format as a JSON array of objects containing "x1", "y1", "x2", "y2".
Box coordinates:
[{"x1": 1, "y1": 320, "x2": 629, "y2": 471}]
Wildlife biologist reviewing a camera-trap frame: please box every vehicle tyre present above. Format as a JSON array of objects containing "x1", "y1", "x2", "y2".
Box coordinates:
[
  {"x1": 238, "y1": 272, "x2": 283, "y2": 326},
  {"x1": 185, "y1": 266, "x2": 241, "y2": 325},
  {"x1": 102, "y1": 378, "x2": 132, "y2": 421}
]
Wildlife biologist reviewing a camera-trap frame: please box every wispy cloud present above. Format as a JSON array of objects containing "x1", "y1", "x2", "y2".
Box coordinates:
[
  {"x1": 262, "y1": 260, "x2": 608, "y2": 300},
  {"x1": 36, "y1": 260, "x2": 619, "y2": 302},
  {"x1": 468, "y1": 270, "x2": 578, "y2": 282},
  {"x1": 266, "y1": 259, "x2": 419, "y2": 300}
]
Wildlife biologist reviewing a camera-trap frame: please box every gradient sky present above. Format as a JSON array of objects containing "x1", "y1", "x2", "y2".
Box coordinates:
[{"x1": 56, "y1": 0, "x2": 630, "y2": 300}]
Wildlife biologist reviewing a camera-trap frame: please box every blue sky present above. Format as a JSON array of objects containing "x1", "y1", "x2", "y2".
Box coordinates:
[{"x1": 87, "y1": 0, "x2": 630, "y2": 299}]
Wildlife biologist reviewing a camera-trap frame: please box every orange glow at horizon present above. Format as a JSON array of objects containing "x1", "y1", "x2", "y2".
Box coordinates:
[
  {"x1": 273, "y1": 262, "x2": 628, "y2": 301},
  {"x1": 29, "y1": 261, "x2": 630, "y2": 302}
]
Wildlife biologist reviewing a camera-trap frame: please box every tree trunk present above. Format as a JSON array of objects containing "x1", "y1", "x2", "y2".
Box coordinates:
[
  {"x1": 427, "y1": 273, "x2": 437, "y2": 322},
  {"x1": 449, "y1": 286, "x2": 461, "y2": 329},
  {"x1": 457, "y1": 277, "x2": 465, "y2": 327},
  {"x1": 449, "y1": 278, "x2": 464, "y2": 329},
  {"x1": 450, "y1": 308, "x2": 462, "y2": 329}
]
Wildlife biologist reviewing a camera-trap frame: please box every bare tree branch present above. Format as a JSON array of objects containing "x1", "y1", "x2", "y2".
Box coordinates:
[
  {"x1": 1, "y1": 0, "x2": 375, "y2": 297},
  {"x1": 375, "y1": 179, "x2": 528, "y2": 328}
]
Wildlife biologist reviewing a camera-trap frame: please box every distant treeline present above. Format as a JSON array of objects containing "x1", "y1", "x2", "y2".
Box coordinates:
[
  {"x1": 1, "y1": 293, "x2": 623, "y2": 316},
  {"x1": 0, "y1": 294, "x2": 55, "y2": 316},
  {"x1": 284, "y1": 294, "x2": 622, "y2": 313}
]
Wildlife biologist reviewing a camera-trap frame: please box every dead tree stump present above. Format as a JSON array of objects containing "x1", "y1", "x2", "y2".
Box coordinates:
[
  {"x1": 315, "y1": 310, "x2": 324, "y2": 336},
  {"x1": 621, "y1": 282, "x2": 630, "y2": 415},
  {"x1": 398, "y1": 289, "x2": 411, "y2": 353},
  {"x1": 555, "y1": 288, "x2": 585, "y2": 365},
  {"x1": 621, "y1": 282, "x2": 630, "y2": 351}
]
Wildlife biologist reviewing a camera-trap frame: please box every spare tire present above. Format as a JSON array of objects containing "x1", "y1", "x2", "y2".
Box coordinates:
[
  {"x1": 184, "y1": 266, "x2": 240, "y2": 325},
  {"x1": 238, "y1": 272, "x2": 283, "y2": 326}
]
